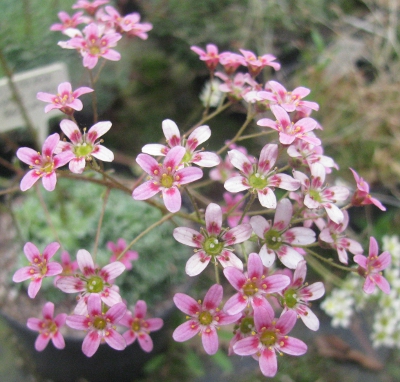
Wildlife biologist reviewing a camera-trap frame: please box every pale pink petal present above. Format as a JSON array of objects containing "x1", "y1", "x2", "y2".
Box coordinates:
[
  {"x1": 86, "y1": 121, "x2": 112, "y2": 143},
  {"x1": 91, "y1": 145, "x2": 114, "y2": 162},
  {"x1": 132, "y1": 181, "x2": 160, "y2": 200},
  {"x1": 192, "y1": 151, "x2": 220, "y2": 167},
  {"x1": 173, "y1": 320, "x2": 200, "y2": 342},
  {"x1": 205, "y1": 203, "x2": 222, "y2": 235},
  {"x1": 223, "y1": 223, "x2": 252, "y2": 245},
  {"x1": 162, "y1": 119, "x2": 181, "y2": 144},
  {"x1": 69, "y1": 157, "x2": 86, "y2": 173},
  {"x1": 123, "y1": 330, "x2": 137, "y2": 346},
  {"x1": 323, "y1": 203, "x2": 344, "y2": 224},
  {"x1": 250, "y1": 215, "x2": 270, "y2": 239},
  {"x1": 185, "y1": 252, "x2": 211, "y2": 276},
  {"x1": 258, "y1": 144, "x2": 278, "y2": 174},
  {"x1": 202, "y1": 326, "x2": 219, "y2": 355},
  {"x1": 82, "y1": 331, "x2": 101, "y2": 357},
  {"x1": 42, "y1": 172, "x2": 57, "y2": 191},
  {"x1": 175, "y1": 167, "x2": 203, "y2": 185},
  {"x1": 16, "y1": 147, "x2": 41, "y2": 166},
  {"x1": 36, "y1": 92, "x2": 55, "y2": 103},
  {"x1": 101, "y1": 261, "x2": 125, "y2": 281},
  {"x1": 187, "y1": 125, "x2": 211, "y2": 148},
  {"x1": 56, "y1": 276, "x2": 85, "y2": 293},
  {"x1": 146, "y1": 318, "x2": 163, "y2": 331},
  {"x1": 224, "y1": 176, "x2": 250, "y2": 192},
  {"x1": 35, "y1": 334, "x2": 51, "y2": 351},
  {"x1": 101, "y1": 288, "x2": 123, "y2": 306},
  {"x1": 163, "y1": 146, "x2": 186, "y2": 170},
  {"x1": 46, "y1": 262, "x2": 63, "y2": 276},
  {"x1": 276, "y1": 245, "x2": 304, "y2": 269},
  {"x1": 259, "y1": 349, "x2": 278, "y2": 377},
  {"x1": 12, "y1": 267, "x2": 33, "y2": 282},
  {"x1": 203, "y1": 284, "x2": 223, "y2": 310},
  {"x1": 227, "y1": 150, "x2": 252, "y2": 174},
  {"x1": 217, "y1": 250, "x2": 243, "y2": 270},
  {"x1": 51, "y1": 331, "x2": 66, "y2": 349},
  {"x1": 104, "y1": 329, "x2": 126, "y2": 350},
  {"x1": 73, "y1": 86, "x2": 94, "y2": 97},
  {"x1": 77, "y1": 249, "x2": 95, "y2": 273},
  {"x1": 162, "y1": 186, "x2": 182, "y2": 212},
  {"x1": 372, "y1": 274, "x2": 391, "y2": 294},
  {"x1": 283, "y1": 227, "x2": 315, "y2": 245},
  {"x1": 173, "y1": 227, "x2": 203, "y2": 247},
  {"x1": 101, "y1": 49, "x2": 121, "y2": 62},
  {"x1": 137, "y1": 332, "x2": 153, "y2": 352},
  {"x1": 233, "y1": 335, "x2": 259, "y2": 356},
  {"x1": 60, "y1": 119, "x2": 82, "y2": 143},
  {"x1": 299, "y1": 306, "x2": 320, "y2": 331},
  {"x1": 276, "y1": 310, "x2": 297, "y2": 334},
  {"x1": 28, "y1": 279, "x2": 42, "y2": 298},
  {"x1": 173, "y1": 293, "x2": 200, "y2": 316},
  {"x1": 42, "y1": 133, "x2": 60, "y2": 157},
  {"x1": 280, "y1": 336, "x2": 307, "y2": 355},
  {"x1": 27, "y1": 318, "x2": 42, "y2": 331},
  {"x1": 223, "y1": 293, "x2": 247, "y2": 315},
  {"x1": 257, "y1": 188, "x2": 277, "y2": 208},
  {"x1": 302, "y1": 282, "x2": 325, "y2": 300},
  {"x1": 142, "y1": 144, "x2": 167, "y2": 156},
  {"x1": 259, "y1": 245, "x2": 276, "y2": 267}
]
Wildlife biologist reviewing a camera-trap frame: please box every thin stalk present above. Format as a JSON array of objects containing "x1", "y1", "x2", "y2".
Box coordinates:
[
  {"x1": 92, "y1": 187, "x2": 111, "y2": 261},
  {"x1": 306, "y1": 247, "x2": 357, "y2": 273},
  {"x1": 305, "y1": 253, "x2": 345, "y2": 288},
  {"x1": 239, "y1": 193, "x2": 256, "y2": 225},
  {"x1": 184, "y1": 186, "x2": 201, "y2": 220},
  {"x1": 88, "y1": 69, "x2": 98, "y2": 123},
  {"x1": 214, "y1": 259, "x2": 220, "y2": 284}
]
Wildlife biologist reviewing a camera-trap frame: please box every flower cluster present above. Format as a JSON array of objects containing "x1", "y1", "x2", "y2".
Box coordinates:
[{"x1": 7, "y1": 0, "x2": 395, "y2": 378}]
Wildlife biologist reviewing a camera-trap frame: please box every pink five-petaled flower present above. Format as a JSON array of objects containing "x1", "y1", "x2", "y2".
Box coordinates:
[
  {"x1": 16, "y1": 133, "x2": 75, "y2": 192},
  {"x1": 142, "y1": 119, "x2": 220, "y2": 167},
  {"x1": 350, "y1": 168, "x2": 386, "y2": 211},
  {"x1": 173, "y1": 284, "x2": 241, "y2": 355},
  {"x1": 239, "y1": 49, "x2": 281, "y2": 77},
  {"x1": 354, "y1": 237, "x2": 391, "y2": 295},
  {"x1": 54, "y1": 250, "x2": 79, "y2": 284},
  {"x1": 56, "y1": 249, "x2": 125, "y2": 314},
  {"x1": 224, "y1": 143, "x2": 300, "y2": 209},
  {"x1": 257, "y1": 105, "x2": 321, "y2": 146},
  {"x1": 293, "y1": 163, "x2": 349, "y2": 224},
  {"x1": 319, "y1": 211, "x2": 363, "y2": 264},
  {"x1": 173, "y1": 203, "x2": 252, "y2": 276},
  {"x1": 27, "y1": 302, "x2": 67, "y2": 351},
  {"x1": 191, "y1": 44, "x2": 220, "y2": 71},
  {"x1": 107, "y1": 238, "x2": 138, "y2": 271},
  {"x1": 13, "y1": 242, "x2": 63, "y2": 298},
  {"x1": 120, "y1": 300, "x2": 163, "y2": 352},
  {"x1": 250, "y1": 198, "x2": 316, "y2": 269},
  {"x1": 66, "y1": 294, "x2": 127, "y2": 357},
  {"x1": 233, "y1": 308, "x2": 307, "y2": 377},
  {"x1": 50, "y1": 11, "x2": 90, "y2": 32},
  {"x1": 257, "y1": 81, "x2": 319, "y2": 113},
  {"x1": 57, "y1": 119, "x2": 114, "y2": 174},
  {"x1": 132, "y1": 146, "x2": 203, "y2": 213},
  {"x1": 37, "y1": 82, "x2": 93, "y2": 115},
  {"x1": 279, "y1": 260, "x2": 325, "y2": 331},
  {"x1": 59, "y1": 22, "x2": 121, "y2": 69},
  {"x1": 223, "y1": 253, "x2": 290, "y2": 315},
  {"x1": 72, "y1": 0, "x2": 109, "y2": 15}
]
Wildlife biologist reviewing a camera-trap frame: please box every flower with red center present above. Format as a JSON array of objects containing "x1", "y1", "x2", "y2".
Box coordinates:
[
  {"x1": 16, "y1": 133, "x2": 75, "y2": 191},
  {"x1": 27, "y1": 302, "x2": 67, "y2": 351},
  {"x1": 59, "y1": 22, "x2": 121, "y2": 69},
  {"x1": 107, "y1": 238, "x2": 138, "y2": 271},
  {"x1": 142, "y1": 119, "x2": 220, "y2": 167},
  {"x1": 250, "y1": 198, "x2": 316, "y2": 269},
  {"x1": 350, "y1": 168, "x2": 386, "y2": 211},
  {"x1": 132, "y1": 146, "x2": 203, "y2": 213},
  {"x1": 239, "y1": 49, "x2": 281, "y2": 77},
  {"x1": 173, "y1": 203, "x2": 252, "y2": 276},
  {"x1": 354, "y1": 237, "x2": 391, "y2": 295},
  {"x1": 56, "y1": 249, "x2": 125, "y2": 314},
  {"x1": 66, "y1": 294, "x2": 127, "y2": 357},
  {"x1": 191, "y1": 44, "x2": 220, "y2": 71},
  {"x1": 72, "y1": 0, "x2": 109, "y2": 16},
  {"x1": 233, "y1": 308, "x2": 307, "y2": 377},
  {"x1": 223, "y1": 253, "x2": 290, "y2": 315},
  {"x1": 279, "y1": 260, "x2": 325, "y2": 330},
  {"x1": 257, "y1": 81, "x2": 319, "y2": 113},
  {"x1": 319, "y1": 211, "x2": 363, "y2": 264},
  {"x1": 50, "y1": 11, "x2": 90, "y2": 32},
  {"x1": 224, "y1": 143, "x2": 300, "y2": 209},
  {"x1": 293, "y1": 163, "x2": 349, "y2": 224},
  {"x1": 173, "y1": 284, "x2": 241, "y2": 355},
  {"x1": 37, "y1": 82, "x2": 93, "y2": 115},
  {"x1": 120, "y1": 300, "x2": 163, "y2": 352},
  {"x1": 13, "y1": 242, "x2": 63, "y2": 298},
  {"x1": 56, "y1": 119, "x2": 114, "y2": 173},
  {"x1": 257, "y1": 105, "x2": 320, "y2": 146}
]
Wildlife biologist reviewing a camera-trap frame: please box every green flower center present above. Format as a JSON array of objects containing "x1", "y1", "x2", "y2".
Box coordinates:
[
  {"x1": 308, "y1": 189, "x2": 322, "y2": 203},
  {"x1": 182, "y1": 151, "x2": 192, "y2": 164},
  {"x1": 198, "y1": 311, "x2": 213, "y2": 325},
  {"x1": 86, "y1": 276, "x2": 104, "y2": 293},
  {"x1": 249, "y1": 173, "x2": 268, "y2": 190},
  {"x1": 239, "y1": 317, "x2": 254, "y2": 334},
  {"x1": 161, "y1": 173, "x2": 174, "y2": 188},
  {"x1": 203, "y1": 236, "x2": 224, "y2": 256},
  {"x1": 93, "y1": 316, "x2": 107, "y2": 330},
  {"x1": 264, "y1": 229, "x2": 282, "y2": 250},
  {"x1": 243, "y1": 281, "x2": 258, "y2": 296},
  {"x1": 42, "y1": 319, "x2": 57, "y2": 333},
  {"x1": 132, "y1": 318, "x2": 141, "y2": 332},
  {"x1": 260, "y1": 329, "x2": 277, "y2": 347},
  {"x1": 90, "y1": 46, "x2": 101, "y2": 55},
  {"x1": 283, "y1": 288, "x2": 298, "y2": 308},
  {"x1": 75, "y1": 143, "x2": 93, "y2": 158},
  {"x1": 42, "y1": 161, "x2": 54, "y2": 173}
]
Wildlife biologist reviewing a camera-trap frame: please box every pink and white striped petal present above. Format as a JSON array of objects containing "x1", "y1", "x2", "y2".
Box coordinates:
[{"x1": 185, "y1": 252, "x2": 211, "y2": 276}]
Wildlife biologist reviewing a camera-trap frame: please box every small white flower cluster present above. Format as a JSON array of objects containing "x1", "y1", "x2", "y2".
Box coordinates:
[
  {"x1": 321, "y1": 235, "x2": 400, "y2": 348},
  {"x1": 199, "y1": 79, "x2": 223, "y2": 107}
]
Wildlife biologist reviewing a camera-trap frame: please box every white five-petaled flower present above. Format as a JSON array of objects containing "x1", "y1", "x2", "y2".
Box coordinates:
[
  {"x1": 173, "y1": 203, "x2": 252, "y2": 276},
  {"x1": 224, "y1": 143, "x2": 300, "y2": 209}
]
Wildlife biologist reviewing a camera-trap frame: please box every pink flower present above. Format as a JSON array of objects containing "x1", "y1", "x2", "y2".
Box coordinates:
[
  {"x1": 280, "y1": 260, "x2": 325, "y2": 330},
  {"x1": 16, "y1": 133, "x2": 74, "y2": 191},
  {"x1": 56, "y1": 119, "x2": 114, "y2": 174},
  {"x1": 37, "y1": 82, "x2": 93, "y2": 115},
  {"x1": 132, "y1": 146, "x2": 203, "y2": 213},
  {"x1": 223, "y1": 253, "x2": 290, "y2": 315},
  {"x1": 257, "y1": 105, "x2": 320, "y2": 146},
  {"x1": 218, "y1": 51, "x2": 246, "y2": 75},
  {"x1": 27, "y1": 302, "x2": 67, "y2": 351},
  {"x1": 319, "y1": 211, "x2": 363, "y2": 264},
  {"x1": 257, "y1": 81, "x2": 319, "y2": 113},
  {"x1": 59, "y1": 22, "x2": 121, "y2": 69},
  {"x1": 107, "y1": 238, "x2": 138, "y2": 270},
  {"x1": 350, "y1": 168, "x2": 386, "y2": 211},
  {"x1": 173, "y1": 284, "x2": 241, "y2": 355},
  {"x1": 293, "y1": 163, "x2": 349, "y2": 224},
  {"x1": 66, "y1": 294, "x2": 127, "y2": 357},
  {"x1": 228, "y1": 309, "x2": 255, "y2": 355},
  {"x1": 354, "y1": 237, "x2": 391, "y2": 295},
  {"x1": 191, "y1": 44, "x2": 220, "y2": 71},
  {"x1": 224, "y1": 143, "x2": 300, "y2": 209},
  {"x1": 142, "y1": 119, "x2": 220, "y2": 167},
  {"x1": 250, "y1": 198, "x2": 316, "y2": 269},
  {"x1": 56, "y1": 249, "x2": 125, "y2": 314},
  {"x1": 72, "y1": 0, "x2": 109, "y2": 15},
  {"x1": 173, "y1": 203, "x2": 252, "y2": 276},
  {"x1": 233, "y1": 308, "x2": 307, "y2": 377},
  {"x1": 239, "y1": 49, "x2": 281, "y2": 77},
  {"x1": 215, "y1": 72, "x2": 253, "y2": 102},
  {"x1": 50, "y1": 11, "x2": 90, "y2": 32},
  {"x1": 13, "y1": 242, "x2": 63, "y2": 298},
  {"x1": 54, "y1": 250, "x2": 79, "y2": 284},
  {"x1": 120, "y1": 300, "x2": 163, "y2": 352}
]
